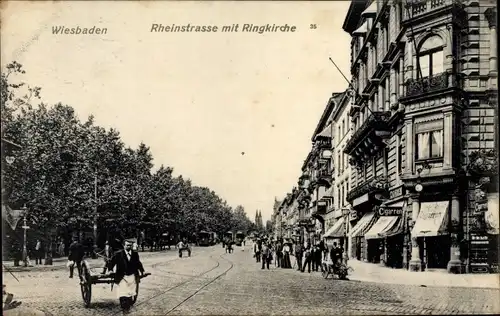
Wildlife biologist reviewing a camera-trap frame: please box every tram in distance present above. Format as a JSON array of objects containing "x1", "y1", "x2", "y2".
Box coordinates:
[
  {"x1": 198, "y1": 231, "x2": 218, "y2": 246},
  {"x1": 235, "y1": 231, "x2": 245, "y2": 246},
  {"x1": 198, "y1": 230, "x2": 211, "y2": 246}
]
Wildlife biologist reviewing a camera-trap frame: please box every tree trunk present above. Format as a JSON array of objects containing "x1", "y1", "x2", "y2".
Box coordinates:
[{"x1": 44, "y1": 232, "x2": 53, "y2": 265}]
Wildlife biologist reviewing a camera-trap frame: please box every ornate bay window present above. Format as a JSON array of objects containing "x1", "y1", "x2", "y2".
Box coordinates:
[
  {"x1": 415, "y1": 119, "x2": 444, "y2": 161},
  {"x1": 417, "y1": 35, "x2": 445, "y2": 79}
]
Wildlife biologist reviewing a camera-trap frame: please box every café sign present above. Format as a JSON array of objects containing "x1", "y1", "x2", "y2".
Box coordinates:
[{"x1": 378, "y1": 208, "x2": 403, "y2": 216}]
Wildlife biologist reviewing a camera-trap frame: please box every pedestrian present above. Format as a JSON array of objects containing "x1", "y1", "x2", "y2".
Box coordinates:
[
  {"x1": 330, "y1": 242, "x2": 342, "y2": 267},
  {"x1": 281, "y1": 241, "x2": 292, "y2": 269},
  {"x1": 34, "y1": 239, "x2": 43, "y2": 265},
  {"x1": 68, "y1": 236, "x2": 85, "y2": 279},
  {"x1": 294, "y1": 241, "x2": 303, "y2": 271},
  {"x1": 58, "y1": 239, "x2": 65, "y2": 257},
  {"x1": 276, "y1": 241, "x2": 283, "y2": 268},
  {"x1": 108, "y1": 238, "x2": 146, "y2": 314},
  {"x1": 255, "y1": 239, "x2": 261, "y2": 263},
  {"x1": 261, "y1": 241, "x2": 271, "y2": 269},
  {"x1": 301, "y1": 245, "x2": 312, "y2": 273},
  {"x1": 314, "y1": 244, "x2": 323, "y2": 272},
  {"x1": 101, "y1": 240, "x2": 112, "y2": 275}
]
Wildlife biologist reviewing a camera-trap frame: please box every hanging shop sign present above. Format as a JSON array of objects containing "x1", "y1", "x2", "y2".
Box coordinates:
[{"x1": 378, "y1": 208, "x2": 403, "y2": 216}]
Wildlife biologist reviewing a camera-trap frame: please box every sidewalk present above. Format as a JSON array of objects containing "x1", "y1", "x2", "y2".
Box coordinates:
[
  {"x1": 2, "y1": 248, "x2": 177, "y2": 273},
  {"x1": 347, "y1": 259, "x2": 500, "y2": 289}
]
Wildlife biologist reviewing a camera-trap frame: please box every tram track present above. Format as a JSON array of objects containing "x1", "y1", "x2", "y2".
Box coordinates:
[{"x1": 106, "y1": 249, "x2": 234, "y2": 316}]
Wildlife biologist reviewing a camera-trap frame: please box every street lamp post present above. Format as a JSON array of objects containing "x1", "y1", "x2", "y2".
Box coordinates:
[{"x1": 20, "y1": 205, "x2": 29, "y2": 267}]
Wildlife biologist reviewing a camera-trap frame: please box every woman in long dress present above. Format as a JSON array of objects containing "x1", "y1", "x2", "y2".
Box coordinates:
[{"x1": 281, "y1": 242, "x2": 292, "y2": 268}]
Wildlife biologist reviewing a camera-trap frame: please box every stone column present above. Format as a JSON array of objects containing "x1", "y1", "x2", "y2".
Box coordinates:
[
  {"x1": 443, "y1": 112, "x2": 453, "y2": 170},
  {"x1": 445, "y1": 24, "x2": 454, "y2": 88},
  {"x1": 409, "y1": 194, "x2": 422, "y2": 271},
  {"x1": 405, "y1": 119, "x2": 413, "y2": 173},
  {"x1": 402, "y1": 196, "x2": 410, "y2": 270},
  {"x1": 447, "y1": 190, "x2": 462, "y2": 273},
  {"x1": 407, "y1": 37, "x2": 414, "y2": 81},
  {"x1": 398, "y1": 57, "x2": 405, "y2": 110}
]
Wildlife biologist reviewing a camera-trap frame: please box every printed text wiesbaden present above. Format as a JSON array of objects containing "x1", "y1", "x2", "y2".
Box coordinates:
[{"x1": 52, "y1": 26, "x2": 108, "y2": 35}]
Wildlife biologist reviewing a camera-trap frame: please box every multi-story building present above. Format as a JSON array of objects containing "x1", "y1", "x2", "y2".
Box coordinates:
[
  {"x1": 343, "y1": 0, "x2": 498, "y2": 273},
  {"x1": 297, "y1": 94, "x2": 338, "y2": 246},
  {"x1": 315, "y1": 92, "x2": 352, "y2": 253},
  {"x1": 328, "y1": 91, "x2": 354, "y2": 255}
]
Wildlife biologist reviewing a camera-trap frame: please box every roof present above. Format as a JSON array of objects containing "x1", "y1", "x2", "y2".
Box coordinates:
[
  {"x1": 361, "y1": 1, "x2": 377, "y2": 17},
  {"x1": 353, "y1": 21, "x2": 368, "y2": 35},
  {"x1": 311, "y1": 92, "x2": 343, "y2": 142},
  {"x1": 314, "y1": 123, "x2": 332, "y2": 140},
  {"x1": 342, "y1": 0, "x2": 370, "y2": 34},
  {"x1": 331, "y1": 90, "x2": 351, "y2": 122}
]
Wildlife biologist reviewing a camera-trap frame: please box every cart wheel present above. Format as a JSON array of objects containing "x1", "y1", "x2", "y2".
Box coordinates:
[{"x1": 80, "y1": 264, "x2": 92, "y2": 308}]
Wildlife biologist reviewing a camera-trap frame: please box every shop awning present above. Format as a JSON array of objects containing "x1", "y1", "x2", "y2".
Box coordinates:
[
  {"x1": 411, "y1": 201, "x2": 449, "y2": 238},
  {"x1": 485, "y1": 193, "x2": 499, "y2": 235},
  {"x1": 350, "y1": 212, "x2": 375, "y2": 237},
  {"x1": 322, "y1": 217, "x2": 345, "y2": 238},
  {"x1": 365, "y1": 216, "x2": 400, "y2": 239}
]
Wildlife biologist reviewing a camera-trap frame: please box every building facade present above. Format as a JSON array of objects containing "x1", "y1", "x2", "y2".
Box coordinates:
[{"x1": 343, "y1": 0, "x2": 498, "y2": 273}]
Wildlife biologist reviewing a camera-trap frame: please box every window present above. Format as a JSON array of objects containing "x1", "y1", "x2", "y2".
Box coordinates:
[
  {"x1": 417, "y1": 35, "x2": 444, "y2": 78},
  {"x1": 416, "y1": 130, "x2": 443, "y2": 160},
  {"x1": 346, "y1": 181, "x2": 349, "y2": 199},
  {"x1": 337, "y1": 186, "x2": 341, "y2": 209},
  {"x1": 384, "y1": 147, "x2": 389, "y2": 177},
  {"x1": 341, "y1": 184, "x2": 345, "y2": 207},
  {"x1": 415, "y1": 119, "x2": 444, "y2": 160},
  {"x1": 397, "y1": 133, "x2": 403, "y2": 174},
  {"x1": 342, "y1": 120, "x2": 345, "y2": 136},
  {"x1": 338, "y1": 152, "x2": 341, "y2": 175}
]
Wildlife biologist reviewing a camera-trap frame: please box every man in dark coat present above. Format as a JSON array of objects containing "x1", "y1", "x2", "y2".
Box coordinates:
[
  {"x1": 68, "y1": 236, "x2": 85, "y2": 279},
  {"x1": 108, "y1": 238, "x2": 146, "y2": 314}
]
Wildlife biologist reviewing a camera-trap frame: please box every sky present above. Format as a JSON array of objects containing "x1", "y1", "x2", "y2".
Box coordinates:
[{"x1": 1, "y1": 1, "x2": 352, "y2": 222}]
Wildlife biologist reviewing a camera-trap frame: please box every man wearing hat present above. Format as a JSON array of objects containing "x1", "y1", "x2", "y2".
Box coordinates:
[
  {"x1": 68, "y1": 235, "x2": 85, "y2": 279},
  {"x1": 108, "y1": 237, "x2": 146, "y2": 314}
]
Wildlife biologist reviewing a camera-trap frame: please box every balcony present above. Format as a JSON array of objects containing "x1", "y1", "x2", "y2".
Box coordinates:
[
  {"x1": 402, "y1": 72, "x2": 449, "y2": 99},
  {"x1": 402, "y1": 0, "x2": 455, "y2": 22},
  {"x1": 314, "y1": 138, "x2": 332, "y2": 150},
  {"x1": 346, "y1": 177, "x2": 389, "y2": 203},
  {"x1": 343, "y1": 111, "x2": 391, "y2": 160}
]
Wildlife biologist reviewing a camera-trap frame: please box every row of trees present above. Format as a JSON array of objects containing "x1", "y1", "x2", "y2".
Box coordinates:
[{"x1": 1, "y1": 62, "x2": 256, "y2": 259}]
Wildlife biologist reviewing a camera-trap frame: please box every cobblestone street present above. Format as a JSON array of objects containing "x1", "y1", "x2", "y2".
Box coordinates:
[{"x1": 3, "y1": 244, "x2": 499, "y2": 315}]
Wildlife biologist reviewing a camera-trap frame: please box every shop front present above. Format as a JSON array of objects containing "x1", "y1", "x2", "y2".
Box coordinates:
[
  {"x1": 411, "y1": 200, "x2": 450, "y2": 270},
  {"x1": 364, "y1": 203, "x2": 406, "y2": 268},
  {"x1": 322, "y1": 216, "x2": 346, "y2": 248},
  {"x1": 349, "y1": 211, "x2": 376, "y2": 261}
]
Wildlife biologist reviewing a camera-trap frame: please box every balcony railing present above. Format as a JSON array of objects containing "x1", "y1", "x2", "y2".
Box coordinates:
[
  {"x1": 403, "y1": 0, "x2": 451, "y2": 20},
  {"x1": 404, "y1": 72, "x2": 449, "y2": 98},
  {"x1": 346, "y1": 177, "x2": 389, "y2": 202},
  {"x1": 344, "y1": 111, "x2": 391, "y2": 155},
  {"x1": 315, "y1": 138, "x2": 332, "y2": 150}
]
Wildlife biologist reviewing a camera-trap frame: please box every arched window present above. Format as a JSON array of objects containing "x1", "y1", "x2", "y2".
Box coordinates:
[{"x1": 417, "y1": 35, "x2": 445, "y2": 78}]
